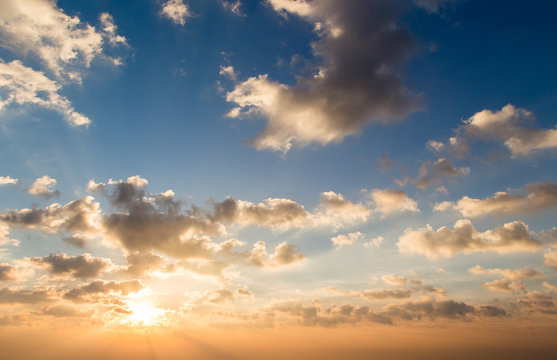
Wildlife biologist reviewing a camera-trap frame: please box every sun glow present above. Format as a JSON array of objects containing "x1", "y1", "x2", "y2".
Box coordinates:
[{"x1": 124, "y1": 300, "x2": 167, "y2": 327}]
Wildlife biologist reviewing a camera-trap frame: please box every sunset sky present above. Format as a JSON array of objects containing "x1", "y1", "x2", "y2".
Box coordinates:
[{"x1": 1, "y1": 0, "x2": 557, "y2": 358}]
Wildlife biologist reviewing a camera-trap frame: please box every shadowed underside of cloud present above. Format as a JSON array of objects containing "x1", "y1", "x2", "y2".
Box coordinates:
[{"x1": 225, "y1": 0, "x2": 420, "y2": 152}]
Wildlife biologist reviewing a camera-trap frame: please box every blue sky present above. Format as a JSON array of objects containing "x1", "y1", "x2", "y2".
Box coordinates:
[{"x1": 1, "y1": 0, "x2": 557, "y2": 357}]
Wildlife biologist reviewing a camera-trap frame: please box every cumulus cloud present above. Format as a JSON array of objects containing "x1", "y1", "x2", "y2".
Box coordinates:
[
  {"x1": 29, "y1": 253, "x2": 112, "y2": 280},
  {"x1": 161, "y1": 0, "x2": 191, "y2": 25},
  {"x1": 225, "y1": 0, "x2": 419, "y2": 152},
  {"x1": 398, "y1": 219, "x2": 542, "y2": 259},
  {"x1": 212, "y1": 190, "x2": 371, "y2": 230},
  {"x1": 63, "y1": 279, "x2": 144, "y2": 302},
  {"x1": 367, "y1": 188, "x2": 419, "y2": 215},
  {"x1": 482, "y1": 279, "x2": 526, "y2": 293},
  {"x1": 0, "y1": 61, "x2": 90, "y2": 126},
  {"x1": 0, "y1": 0, "x2": 127, "y2": 125},
  {"x1": 0, "y1": 287, "x2": 56, "y2": 304},
  {"x1": 448, "y1": 182, "x2": 557, "y2": 217},
  {"x1": 433, "y1": 104, "x2": 557, "y2": 158},
  {"x1": 412, "y1": 158, "x2": 469, "y2": 189},
  {"x1": 0, "y1": 264, "x2": 17, "y2": 282},
  {"x1": 469, "y1": 265, "x2": 544, "y2": 280},
  {"x1": 363, "y1": 236, "x2": 384, "y2": 248},
  {"x1": 382, "y1": 274, "x2": 408, "y2": 287},
  {"x1": 0, "y1": 176, "x2": 18, "y2": 186},
  {"x1": 331, "y1": 232, "x2": 362, "y2": 250},
  {"x1": 514, "y1": 291, "x2": 557, "y2": 315},
  {"x1": 0, "y1": 196, "x2": 101, "y2": 243},
  {"x1": 248, "y1": 241, "x2": 305, "y2": 268},
  {"x1": 28, "y1": 175, "x2": 60, "y2": 198}
]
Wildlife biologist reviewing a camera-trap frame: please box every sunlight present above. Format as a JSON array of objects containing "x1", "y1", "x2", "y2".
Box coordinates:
[{"x1": 124, "y1": 300, "x2": 167, "y2": 327}]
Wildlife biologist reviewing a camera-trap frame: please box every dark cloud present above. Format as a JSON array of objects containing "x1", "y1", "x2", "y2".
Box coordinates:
[
  {"x1": 29, "y1": 253, "x2": 112, "y2": 280},
  {"x1": 63, "y1": 279, "x2": 144, "y2": 302},
  {"x1": 0, "y1": 264, "x2": 16, "y2": 282},
  {"x1": 0, "y1": 287, "x2": 56, "y2": 304},
  {"x1": 226, "y1": 0, "x2": 420, "y2": 152}
]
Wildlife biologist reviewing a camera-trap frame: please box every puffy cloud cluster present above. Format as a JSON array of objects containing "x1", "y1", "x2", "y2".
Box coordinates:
[
  {"x1": 398, "y1": 219, "x2": 542, "y2": 259},
  {"x1": 161, "y1": 0, "x2": 191, "y2": 25},
  {"x1": 226, "y1": 0, "x2": 419, "y2": 152},
  {"x1": 0, "y1": 196, "x2": 101, "y2": 245},
  {"x1": 514, "y1": 291, "x2": 557, "y2": 315},
  {"x1": 29, "y1": 253, "x2": 112, "y2": 280},
  {"x1": 267, "y1": 297, "x2": 505, "y2": 327},
  {"x1": 0, "y1": 0, "x2": 127, "y2": 125},
  {"x1": 331, "y1": 232, "x2": 363, "y2": 250},
  {"x1": 0, "y1": 176, "x2": 18, "y2": 186},
  {"x1": 367, "y1": 188, "x2": 419, "y2": 216},
  {"x1": 0, "y1": 264, "x2": 17, "y2": 282},
  {"x1": 248, "y1": 241, "x2": 305, "y2": 268},
  {"x1": 412, "y1": 158, "x2": 469, "y2": 189},
  {"x1": 28, "y1": 175, "x2": 60, "y2": 198},
  {"x1": 63, "y1": 279, "x2": 144, "y2": 302},
  {"x1": 429, "y1": 104, "x2": 557, "y2": 158},
  {"x1": 439, "y1": 182, "x2": 557, "y2": 217}
]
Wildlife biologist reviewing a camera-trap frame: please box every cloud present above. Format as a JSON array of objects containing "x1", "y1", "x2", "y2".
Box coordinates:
[
  {"x1": 63, "y1": 279, "x2": 144, "y2": 302},
  {"x1": 398, "y1": 219, "x2": 542, "y2": 259},
  {"x1": 161, "y1": 0, "x2": 191, "y2": 25},
  {"x1": 124, "y1": 252, "x2": 173, "y2": 276},
  {"x1": 212, "y1": 190, "x2": 371, "y2": 230},
  {"x1": 544, "y1": 250, "x2": 557, "y2": 270},
  {"x1": 0, "y1": 264, "x2": 17, "y2": 282},
  {"x1": 225, "y1": 0, "x2": 419, "y2": 152},
  {"x1": 434, "y1": 104, "x2": 557, "y2": 157},
  {"x1": 412, "y1": 158, "x2": 469, "y2": 189},
  {"x1": 35, "y1": 304, "x2": 93, "y2": 318},
  {"x1": 0, "y1": 61, "x2": 90, "y2": 126},
  {"x1": 514, "y1": 291, "x2": 557, "y2": 315},
  {"x1": 449, "y1": 182, "x2": 557, "y2": 217},
  {"x1": 220, "y1": 1, "x2": 243, "y2": 16},
  {"x1": 0, "y1": 287, "x2": 56, "y2": 304},
  {"x1": 331, "y1": 232, "x2": 362, "y2": 250},
  {"x1": 249, "y1": 241, "x2": 305, "y2": 268},
  {"x1": 469, "y1": 265, "x2": 544, "y2": 280},
  {"x1": 0, "y1": 176, "x2": 18, "y2": 186},
  {"x1": 28, "y1": 175, "x2": 60, "y2": 198},
  {"x1": 29, "y1": 253, "x2": 112, "y2": 280},
  {"x1": 482, "y1": 279, "x2": 526, "y2": 293},
  {"x1": 185, "y1": 287, "x2": 253, "y2": 306},
  {"x1": 363, "y1": 236, "x2": 383, "y2": 248},
  {"x1": 0, "y1": 196, "x2": 101, "y2": 242},
  {"x1": 0, "y1": 0, "x2": 127, "y2": 81},
  {"x1": 382, "y1": 274, "x2": 408, "y2": 287},
  {"x1": 367, "y1": 188, "x2": 419, "y2": 215}
]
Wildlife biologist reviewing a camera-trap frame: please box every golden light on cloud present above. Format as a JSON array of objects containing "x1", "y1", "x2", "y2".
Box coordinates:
[{"x1": 124, "y1": 300, "x2": 167, "y2": 327}]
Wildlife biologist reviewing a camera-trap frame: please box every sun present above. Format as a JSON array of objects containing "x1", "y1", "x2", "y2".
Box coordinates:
[{"x1": 125, "y1": 300, "x2": 167, "y2": 327}]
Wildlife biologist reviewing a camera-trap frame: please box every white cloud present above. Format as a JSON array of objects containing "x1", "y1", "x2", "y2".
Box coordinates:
[
  {"x1": 0, "y1": 176, "x2": 18, "y2": 186},
  {"x1": 444, "y1": 104, "x2": 557, "y2": 157},
  {"x1": 367, "y1": 188, "x2": 419, "y2": 216},
  {"x1": 28, "y1": 175, "x2": 59, "y2": 198},
  {"x1": 331, "y1": 232, "x2": 362, "y2": 250},
  {"x1": 161, "y1": 0, "x2": 191, "y2": 26},
  {"x1": 398, "y1": 219, "x2": 542, "y2": 259},
  {"x1": 363, "y1": 236, "x2": 383, "y2": 248},
  {"x1": 544, "y1": 250, "x2": 557, "y2": 270},
  {"x1": 0, "y1": 61, "x2": 90, "y2": 126},
  {"x1": 452, "y1": 182, "x2": 557, "y2": 217},
  {"x1": 469, "y1": 265, "x2": 544, "y2": 280}
]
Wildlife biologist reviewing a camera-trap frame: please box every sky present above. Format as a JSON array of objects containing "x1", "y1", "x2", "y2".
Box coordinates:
[{"x1": 1, "y1": 0, "x2": 557, "y2": 358}]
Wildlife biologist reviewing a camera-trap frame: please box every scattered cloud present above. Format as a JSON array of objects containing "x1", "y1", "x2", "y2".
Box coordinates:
[
  {"x1": 0, "y1": 176, "x2": 19, "y2": 186},
  {"x1": 482, "y1": 279, "x2": 526, "y2": 293},
  {"x1": 367, "y1": 188, "x2": 419, "y2": 216},
  {"x1": 413, "y1": 158, "x2": 469, "y2": 189},
  {"x1": 331, "y1": 232, "x2": 362, "y2": 250},
  {"x1": 28, "y1": 175, "x2": 60, "y2": 198},
  {"x1": 226, "y1": 0, "x2": 419, "y2": 152},
  {"x1": 0, "y1": 287, "x2": 56, "y2": 304},
  {"x1": 248, "y1": 241, "x2": 305, "y2": 268},
  {"x1": 63, "y1": 279, "x2": 144, "y2": 302},
  {"x1": 29, "y1": 253, "x2": 112, "y2": 280},
  {"x1": 469, "y1": 265, "x2": 544, "y2": 280},
  {"x1": 220, "y1": 1, "x2": 243, "y2": 16},
  {"x1": 432, "y1": 104, "x2": 557, "y2": 158},
  {"x1": 544, "y1": 250, "x2": 557, "y2": 270},
  {"x1": 448, "y1": 182, "x2": 557, "y2": 217},
  {"x1": 161, "y1": 0, "x2": 191, "y2": 26},
  {"x1": 398, "y1": 219, "x2": 542, "y2": 259}
]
